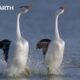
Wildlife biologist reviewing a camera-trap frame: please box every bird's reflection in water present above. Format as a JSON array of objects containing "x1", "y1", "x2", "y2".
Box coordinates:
[
  {"x1": 44, "y1": 74, "x2": 64, "y2": 80},
  {"x1": 0, "y1": 75, "x2": 28, "y2": 80},
  {"x1": 0, "y1": 67, "x2": 64, "y2": 80}
]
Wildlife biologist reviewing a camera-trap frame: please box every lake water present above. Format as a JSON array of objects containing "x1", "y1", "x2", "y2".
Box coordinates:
[{"x1": 0, "y1": 0, "x2": 80, "y2": 80}]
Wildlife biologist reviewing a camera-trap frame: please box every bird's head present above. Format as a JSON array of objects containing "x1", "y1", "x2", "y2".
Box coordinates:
[
  {"x1": 20, "y1": 4, "x2": 32, "y2": 14},
  {"x1": 57, "y1": 6, "x2": 64, "y2": 15}
]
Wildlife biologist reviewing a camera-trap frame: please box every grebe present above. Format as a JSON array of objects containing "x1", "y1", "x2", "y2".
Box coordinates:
[
  {"x1": 6, "y1": 5, "x2": 32, "y2": 76},
  {"x1": 45, "y1": 6, "x2": 65, "y2": 74}
]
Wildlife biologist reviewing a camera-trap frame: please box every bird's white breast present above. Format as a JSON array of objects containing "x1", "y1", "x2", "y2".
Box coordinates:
[
  {"x1": 7, "y1": 39, "x2": 29, "y2": 76},
  {"x1": 45, "y1": 38, "x2": 65, "y2": 73}
]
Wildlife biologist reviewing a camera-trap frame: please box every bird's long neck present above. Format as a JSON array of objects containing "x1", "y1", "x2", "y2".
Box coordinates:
[
  {"x1": 17, "y1": 13, "x2": 22, "y2": 39},
  {"x1": 54, "y1": 14, "x2": 60, "y2": 39}
]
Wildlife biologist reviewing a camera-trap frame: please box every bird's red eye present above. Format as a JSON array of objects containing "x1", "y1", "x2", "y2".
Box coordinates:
[{"x1": 59, "y1": 6, "x2": 64, "y2": 10}]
